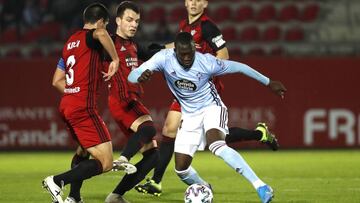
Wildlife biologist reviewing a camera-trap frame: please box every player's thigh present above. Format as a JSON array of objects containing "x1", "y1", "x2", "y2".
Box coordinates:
[
  {"x1": 175, "y1": 112, "x2": 204, "y2": 156},
  {"x1": 162, "y1": 110, "x2": 182, "y2": 138},
  {"x1": 203, "y1": 105, "x2": 228, "y2": 144},
  {"x1": 109, "y1": 97, "x2": 151, "y2": 134},
  {"x1": 87, "y1": 141, "x2": 113, "y2": 172},
  {"x1": 65, "y1": 109, "x2": 112, "y2": 149}
]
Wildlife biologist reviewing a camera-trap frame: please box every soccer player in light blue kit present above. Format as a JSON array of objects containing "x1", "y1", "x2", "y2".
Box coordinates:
[{"x1": 128, "y1": 32, "x2": 286, "y2": 203}]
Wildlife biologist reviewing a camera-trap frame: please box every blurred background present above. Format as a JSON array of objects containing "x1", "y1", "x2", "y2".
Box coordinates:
[{"x1": 0, "y1": 0, "x2": 359, "y2": 150}]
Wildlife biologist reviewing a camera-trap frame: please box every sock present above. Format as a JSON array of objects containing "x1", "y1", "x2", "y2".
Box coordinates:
[
  {"x1": 53, "y1": 159, "x2": 103, "y2": 186},
  {"x1": 225, "y1": 127, "x2": 262, "y2": 143},
  {"x1": 121, "y1": 121, "x2": 156, "y2": 160},
  {"x1": 113, "y1": 148, "x2": 159, "y2": 195},
  {"x1": 69, "y1": 153, "x2": 90, "y2": 201},
  {"x1": 152, "y1": 136, "x2": 175, "y2": 183},
  {"x1": 175, "y1": 166, "x2": 207, "y2": 186},
  {"x1": 209, "y1": 141, "x2": 265, "y2": 189}
]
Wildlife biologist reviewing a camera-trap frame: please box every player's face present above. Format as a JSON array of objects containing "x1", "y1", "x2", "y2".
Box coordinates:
[
  {"x1": 185, "y1": 0, "x2": 208, "y2": 17},
  {"x1": 175, "y1": 42, "x2": 196, "y2": 69},
  {"x1": 116, "y1": 9, "x2": 140, "y2": 38}
]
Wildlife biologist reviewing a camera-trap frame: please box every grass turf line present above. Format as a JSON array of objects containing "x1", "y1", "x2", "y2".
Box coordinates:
[{"x1": 0, "y1": 150, "x2": 359, "y2": 203}]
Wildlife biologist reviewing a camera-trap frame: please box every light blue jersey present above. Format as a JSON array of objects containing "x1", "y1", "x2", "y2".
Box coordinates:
[{"x1": 128, "y1": 49, "x2": 270, "y2": 114}]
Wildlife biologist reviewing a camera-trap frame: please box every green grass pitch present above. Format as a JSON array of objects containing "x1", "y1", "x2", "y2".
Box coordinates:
[{"x1": 0, "y1": 150, "x2": 359, "y2": 203}]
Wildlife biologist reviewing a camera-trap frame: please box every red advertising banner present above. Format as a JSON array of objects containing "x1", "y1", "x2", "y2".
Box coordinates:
[{"x1": 0, "y1": 57, "x2": 359, "y2": 150}]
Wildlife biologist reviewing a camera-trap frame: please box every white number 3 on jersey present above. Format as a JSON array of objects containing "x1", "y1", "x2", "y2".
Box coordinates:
[{"x1": 65, "y1": 55, "x2": 76, "y2": 85}]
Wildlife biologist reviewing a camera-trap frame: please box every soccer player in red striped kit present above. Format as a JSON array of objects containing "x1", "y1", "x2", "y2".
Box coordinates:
[
  {"x1": 136, "y1": 0, "x2": 279, "y2": 196},
  {"x1": 43, "y1": 3, "x2": 122, "y2": 203},
  {"x1": 104, "y1": 2, "x2": 160, "y2": 203}
]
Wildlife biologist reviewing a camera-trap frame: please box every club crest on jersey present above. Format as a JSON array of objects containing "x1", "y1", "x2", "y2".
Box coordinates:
[
  {"x1": 191, "y1": 30, "x2": 196, "y2": 36},
  {"x1": 175, "y1": 79, "x2": 197, "y2": 91}
]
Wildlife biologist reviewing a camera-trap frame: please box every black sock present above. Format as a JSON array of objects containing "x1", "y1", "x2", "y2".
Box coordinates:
[
  {"x1": 152, "y1": 136, "x2": 175, "y2": 184},
  {"x1": 68, "y1": 153, "x2": 90, "y2": 201},
  {"x1": 53, "y1": 159, "x2": 102, "y2": 186},
  {"x1": 121, "y1": 121, "x2": 156, "y2": 160},
  {"x1": 113, "y1": 148, "x2": 159, "y2": 195},
  {"x1": 225, "y1": 127, "x2": 262, "y2": 143}
]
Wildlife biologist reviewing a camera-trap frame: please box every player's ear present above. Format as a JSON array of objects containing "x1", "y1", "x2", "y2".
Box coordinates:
[
  {"x1": 115, "y1": 17, "x2": 121, "y2": 26},
  {"x1": 203, "y1": 0, "x2": 208, "y2": 9},
  {"x1": 95, "y1": 19, "x2": 105, "y2": 29}
]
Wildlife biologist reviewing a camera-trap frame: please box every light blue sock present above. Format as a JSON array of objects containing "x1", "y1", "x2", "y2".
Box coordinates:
[
  {"x1": 209, "y1": 141, "x2": 265, "y2": 189},
  {"x1": 175, "y1": 166, "x2": 208, "y2": 186}
]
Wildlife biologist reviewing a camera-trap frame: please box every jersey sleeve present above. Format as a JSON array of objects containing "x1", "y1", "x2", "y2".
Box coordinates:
[
  {"x1": 201, "y1": 20, "x2": 226, "y2": 51},
  {"x1": 86, "y1": 29, "x2": 102, "y2": 50},
  {"x1": 128, "y1": 49, "x2": 167, "y2": 83},
  {"x1": 136, "y1": 41, "x2": 156, "y2": 61},
  {"x1": 56, "y1": 57, "x2": 65, "y2": 71},
  {"x1": 208, "y1": 54, "x2": 270, "y2": 85}
]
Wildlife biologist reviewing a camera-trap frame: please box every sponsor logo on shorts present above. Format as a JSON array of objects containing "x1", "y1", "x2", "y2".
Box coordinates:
[{"x1": 64, "y1": 87, "x2": 80, "y2": 93}]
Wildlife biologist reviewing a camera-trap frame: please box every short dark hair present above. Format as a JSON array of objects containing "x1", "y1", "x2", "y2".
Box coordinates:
[
  {"x1": 116, "y1": 1, "x2": 140, "y2": 18},
  {"x1": 175, "y1": 32, "x2": 193, "y2": 47},
  {"x1": 83, "y1": 3, "x2": 110, "y2": 24}
]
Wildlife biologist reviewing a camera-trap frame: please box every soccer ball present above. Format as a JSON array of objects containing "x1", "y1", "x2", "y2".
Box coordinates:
[{"x1": 184, "y1": 183, "x2": 213, "y2": 203}]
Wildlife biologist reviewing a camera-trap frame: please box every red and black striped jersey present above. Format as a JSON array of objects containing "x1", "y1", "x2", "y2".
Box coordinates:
[
  {"x1": 179, "y1": 14, "x2": 226, "y2": 94},
  {"x1": 61, "y1": 29, "x2": 104, "y2": 109},
  {"x1": 179, "y1": 14, "x2": 226, "y2": 55},
  {"x1": 107, "y1": 35, "x2": 153, "y2": 101}
]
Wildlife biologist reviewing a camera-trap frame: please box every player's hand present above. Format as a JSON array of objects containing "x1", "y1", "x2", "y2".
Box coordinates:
[
  {"x1": 268, "y1": 80, "x2": 287, "y2": 99},
  {"x1": 138, "y1": 69, "x2": 153, "y2": 83},
  {"x1": 102, "y1": 60, "x2": 119, "y2": 81}
]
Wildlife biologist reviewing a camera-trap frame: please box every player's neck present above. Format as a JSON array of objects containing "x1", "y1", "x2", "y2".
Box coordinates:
[
  {"x1": 188, "y1": 12, "x2": 203, "y2": 24},
  {"x1": 116, "y1": 29, "x2": 129, "y2": 40},
  {"x1": 83, "y1": 24, "x2": 97, "y2": 30}
]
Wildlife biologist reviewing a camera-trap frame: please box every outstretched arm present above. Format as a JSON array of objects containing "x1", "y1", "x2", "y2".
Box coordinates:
[
  {"x1": 268, "y1": 80, "x2": 287, "y2": 98},
  {"x1": 128, "y1": 68, "x2": 153, "y2": 83},
  {"x1": 128, "y1": 50, "x2": 166, "y2": 83},
  {"x1": 223, "y1": 60, "x2": 270, "y2": 85},
  {"x1": 222, "y1": 60, "x2": 287, "y2": 98}
]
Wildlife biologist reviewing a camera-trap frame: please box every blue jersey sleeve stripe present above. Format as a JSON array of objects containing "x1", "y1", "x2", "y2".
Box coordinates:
[{"x1": 57, "y1": 58, "x2": 65, "y2": 71}]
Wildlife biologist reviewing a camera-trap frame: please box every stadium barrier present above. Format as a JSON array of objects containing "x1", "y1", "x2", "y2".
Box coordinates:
[{"x1": 0, "y1": 57, "x2": 359, "y2": 150}]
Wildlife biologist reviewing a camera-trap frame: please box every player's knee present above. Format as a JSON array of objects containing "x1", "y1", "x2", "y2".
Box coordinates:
[
  {"x1": 97, "y1": 155, "x2": 114, "y2": 172},
  {"x1": 162, "y1": 125, "x2": 177, "y2": 138},
  {"x1": 138, "y1": 122, "x2": 157, "y2": 144}
]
